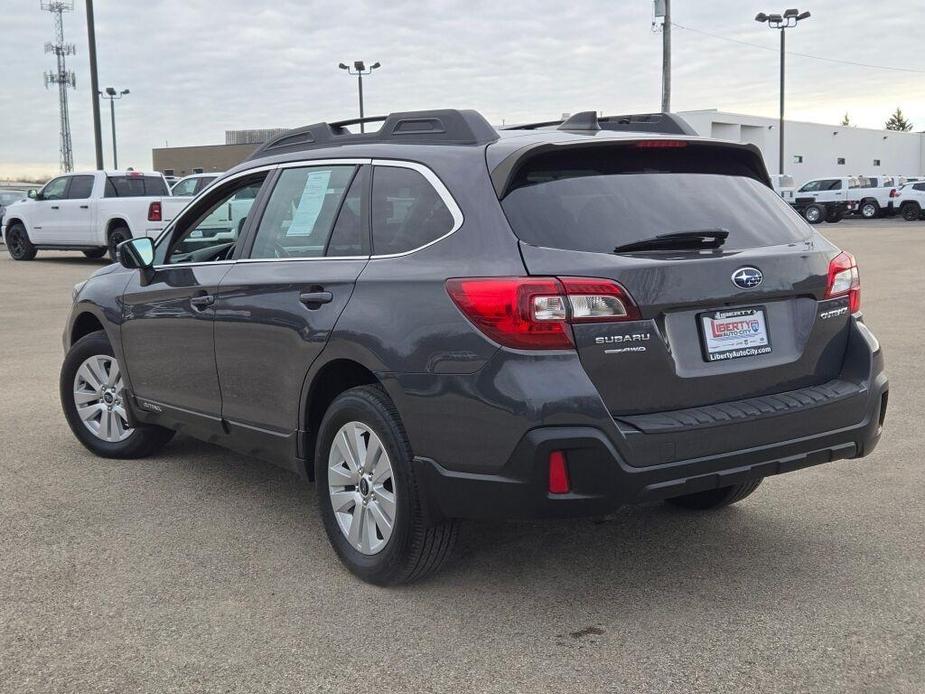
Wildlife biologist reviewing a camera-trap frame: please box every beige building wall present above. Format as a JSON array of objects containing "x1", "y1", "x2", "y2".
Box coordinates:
[{"x1": 151, "y1": 144, "x2": 259, "y2": 177}]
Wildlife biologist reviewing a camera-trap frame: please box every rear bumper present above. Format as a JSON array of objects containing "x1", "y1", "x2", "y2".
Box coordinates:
[{"x1": 413, "y1": 318, "x2": 888, "y2": 521}]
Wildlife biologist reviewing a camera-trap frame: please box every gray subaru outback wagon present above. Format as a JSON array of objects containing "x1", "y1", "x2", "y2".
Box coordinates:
[{"x1": 60, "y1": 110, "x2": 888, "y2": 584}]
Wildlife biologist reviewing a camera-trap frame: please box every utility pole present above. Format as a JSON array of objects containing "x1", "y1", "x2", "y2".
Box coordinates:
[
  {"x1": 85, "y1": 0, "x2": 104, "y2": 170},
  {"x1": 661, "y1": 0, "x2": 671, "y2": 113},
  {"x1": 42, "y1": 2, "x2": 76, "y2": 173}
]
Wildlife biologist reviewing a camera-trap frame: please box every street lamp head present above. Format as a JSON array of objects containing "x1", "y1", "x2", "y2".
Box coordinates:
[
  {"x1": 338, "y1": 62, "x2": 348, "y2": 70},
  {"x1": 121, "y1": 89, "x2": 130, "y2": 95},
  {"x1": 754, "y1": 12, "x2": 768, "y2": 21},
  {"x1": 767, "y1": 13, "x2": 783, "y2": 23},
  {"x1": 370, "y1": 61, "x2": 381, "y2": 70},
  {"x1": 353, "y1": 60, "x2": 365, "y2": 71},
  {"x1": 797, "y1": 10, "x2": 811, "y2": 20},
  {"x1": 784, "y1": 8, "x2": 800, "y2": 18},
  {"x1": 105, "y1": 86, "x2": 116, "y2": 96}
]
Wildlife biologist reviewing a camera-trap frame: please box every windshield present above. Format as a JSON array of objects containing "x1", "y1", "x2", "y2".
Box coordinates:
[{"x1": 501, "y1": 147, "x2": 811, "y2": 253}]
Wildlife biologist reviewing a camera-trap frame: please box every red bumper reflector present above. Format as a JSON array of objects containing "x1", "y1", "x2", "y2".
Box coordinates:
[{"x1": 548, "y1": 451, "x2": 570, "y2": 494}]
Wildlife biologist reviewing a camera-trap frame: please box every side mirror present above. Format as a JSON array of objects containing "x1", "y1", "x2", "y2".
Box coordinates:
[
  {"x1": 118, "y1": 237, "x2": 155, "y2": 270},
  {"x1": 27, "y1": 189, "x2": 38, "y2": 200}
]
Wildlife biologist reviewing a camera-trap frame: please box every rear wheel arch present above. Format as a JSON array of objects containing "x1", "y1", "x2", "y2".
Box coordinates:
[
  {"x1": 106, "y1": 217, "x2": 130, "y2": 236},
  {"x1": 303, "y1": 358, "x2": 381, "y2": 478}
]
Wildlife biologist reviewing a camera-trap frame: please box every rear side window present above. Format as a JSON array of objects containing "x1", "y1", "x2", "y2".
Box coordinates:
[
  {"x1": 501, "y1": 146, "x2": 811, "y2": 254},
  {"x1": 171, "y1": 178, "x2": 198, "y2": 197},
  {"x1": 915, "y1": 183, "x2": 925, "y2": 192},
  {"x1": 66, "y1": 175, "x2": 94, "y2": 199},
  {"x1": 104, "y1": 175, "x2": 169, "y2": 197},
  {"x1": 371, "y1": 166, "x2": 455, "y2": 255},
  {"x1": 249, "y1": 165, "x2": 356, "y2": 259}
]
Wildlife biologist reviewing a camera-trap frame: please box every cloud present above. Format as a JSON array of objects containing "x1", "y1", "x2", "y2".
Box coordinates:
[{"x1": 1, "y1": 0, "x2": 923, "y2": 177}]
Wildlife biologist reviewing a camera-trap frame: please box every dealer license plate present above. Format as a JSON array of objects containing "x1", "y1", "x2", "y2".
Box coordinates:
[{"x1": 699, "y1": 307, "x2": 772, "y2": 362}]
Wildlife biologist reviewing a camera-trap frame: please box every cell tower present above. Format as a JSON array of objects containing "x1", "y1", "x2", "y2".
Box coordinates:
[{"x1": 42, "y1": 1, "x2": 76, "y2": 172}]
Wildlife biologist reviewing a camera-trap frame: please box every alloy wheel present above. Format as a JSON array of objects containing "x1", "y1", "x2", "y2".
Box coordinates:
[
  {"x1": 8, "y1": 229, "x2": 25, "y2": 257},
  {"x1": 805, "y1": 207, "x2": 822, "y2": 223},
  {"x1": 861, "y1": 203, "x2": 877, "y2": 218},
  {"x1": 72, "y1": 354, "x2": 132, "y2": 442},
  {"x1": 327, "y1": 421, "x2": 396, "y2": 555}
]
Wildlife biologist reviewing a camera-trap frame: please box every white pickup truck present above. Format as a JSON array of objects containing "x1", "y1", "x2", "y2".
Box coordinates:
[
  {"x1": 1, "y1": 170, "x2": 192, "y2": 261},
  {"x1": 855, "y1": 175, "x2": 903, "y2": 219}
]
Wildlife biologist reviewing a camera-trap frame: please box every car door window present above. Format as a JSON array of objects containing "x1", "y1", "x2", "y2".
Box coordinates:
[
  {"x1": 160, "y1": 174, "x2": 267, "y2": 265},
  {"x1": 799, "y1": 180, "x2": 821, "y2": 193},
  {"x1": 915, "y1": 183, "x2": 925, "y2": 192},
  {"x1": 41, "y1": 177, "x2": 69, "y2": 200},
  {"x1": 195, "y1": 177, "x2": 217, "y2": 194},
  {"x1": 827, "y1": 180, "x2": 843, "y2": 191},
  {"x1": 171, "y1": 178, "x2": 198, "y2": 197},
  {"x1": 66, "y1": 175, "x2": 95, "y2": 199},
  {"x1": 249, "y1": 165, "x2": 356, "y2": 259},
  {"x1": 371, "y1": 166, "x2": 455, "y2": 255}
]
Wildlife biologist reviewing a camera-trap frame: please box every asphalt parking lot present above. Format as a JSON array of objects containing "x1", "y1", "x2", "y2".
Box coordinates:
[{"x1": 1, "y1": 218, "x2": 922, "y2": 694}]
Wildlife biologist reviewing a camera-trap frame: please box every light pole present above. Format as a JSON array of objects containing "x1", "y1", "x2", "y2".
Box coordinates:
[
  {"x1": 755, "y1": 9, "x2": 811, "y2": 175},
  {"x1": 338, "y1": 61, "x2": 381, "y2": 132},
  {"x1": 99, "y1": 86, "x2": 129, "y2": 169}
]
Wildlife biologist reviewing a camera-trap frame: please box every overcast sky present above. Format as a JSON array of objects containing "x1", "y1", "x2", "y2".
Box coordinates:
[{"x1": 1, "y1": 0, "x2": 924, "y2": 178}]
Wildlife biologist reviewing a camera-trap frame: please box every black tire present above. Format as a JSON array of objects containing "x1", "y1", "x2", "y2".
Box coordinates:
[
  {"x1": 902, "y1": 203, "x2": 921, "y2": 221},
  {"x1": 859, "y1": 200, "x2": 879, "y2": 219},
  {"x1": 60, "y1": 330, "x2": 174, "y2": 459},
  {"x1": 665, "y1": 479, "x2": 763, "y2": 511},
  {"x1": 315, "y1": 385, "x2": 458, "y2": 585},
  {"x1": 803, "y1": 204, "x2": 825, "y2": 224},
  {"x1": 82, "y1": 248, "x2": 107, "y2": 259},
  {"x1": 825, "y1": 210, "x2": 844, "y2": 223},
  {"x1": 5, "y1": 222, "x2": 37, "y2": 260},
  {"x1": 107, "y1": 226, "x2": 131, "y2": 262}
]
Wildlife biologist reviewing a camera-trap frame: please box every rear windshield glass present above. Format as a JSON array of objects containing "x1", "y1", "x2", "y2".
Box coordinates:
[
  {"x1": 501, "y1": 146, "x2": 812, "y2": 253},
  {"x1": 104, "y1": 175, "x2": 168, "y2": 197}
]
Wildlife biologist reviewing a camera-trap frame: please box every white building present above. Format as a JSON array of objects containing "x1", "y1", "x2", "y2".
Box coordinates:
[{"x1": 678, "y1": 109, "x2": 925, "y2": 185}]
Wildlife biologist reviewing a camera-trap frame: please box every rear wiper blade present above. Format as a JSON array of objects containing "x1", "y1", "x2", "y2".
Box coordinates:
[{"x1": 613, "y1": 229, "x2": 729, "y2": 254}]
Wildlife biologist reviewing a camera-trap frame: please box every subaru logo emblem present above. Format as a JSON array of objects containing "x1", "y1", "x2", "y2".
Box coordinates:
[{"x1": 732, "y1": 267, "x2": 763, "y2": 289}]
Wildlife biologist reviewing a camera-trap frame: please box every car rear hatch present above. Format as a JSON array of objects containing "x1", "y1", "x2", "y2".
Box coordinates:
[{"x1": 494, "y1": 138, "x2": 855, "y2": 417}]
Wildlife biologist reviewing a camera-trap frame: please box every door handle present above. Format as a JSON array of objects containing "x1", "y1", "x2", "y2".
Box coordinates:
[
  {"x1": 80, "y1": 204, "x2": 89, "y2": 209},
  {"x1": 50, "y1": 205, "x2": 60, "y2": 210},
  {"x1": 299, "y1": 290, "x2": 333, "y2": 308},
  {"x1": 190, "y1": 294, "x2": 215, "y2": 309}
]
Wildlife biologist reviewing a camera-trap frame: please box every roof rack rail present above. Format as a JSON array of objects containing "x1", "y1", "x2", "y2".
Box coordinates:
[
  {"x1": 503, "y1": 111, "x2": 696, "y2": 136},
  {"x1": 248, "y1": 109, "x2": 500, "y2": 160}
]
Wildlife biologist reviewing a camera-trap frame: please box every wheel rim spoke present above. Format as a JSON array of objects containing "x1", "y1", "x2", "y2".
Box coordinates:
[
  {"x1": 328, "y1": 420, "x2": 396, "y2": 556},
  {"x1": 372, "y1": 486, "x2": 396, "y2": 520},
  {"x1": 78, "y1": 402, "x2": 103, "y2": 421}
]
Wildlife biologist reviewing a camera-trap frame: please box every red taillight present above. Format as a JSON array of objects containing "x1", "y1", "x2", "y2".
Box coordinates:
[
  {"x1": 445, "y1": 276, "x2": 639, "y2": 350},
  {"x1": 548, "y1": 451, "x2": 570, "y2": 494},
  {"x1": 825, "y1": 251, "x2": 861, "y2": 313},
  {"x1": 889, "y1": 188, "x2": 899, "y2": 198},
  {"x1": 633, "y1": 139, "x2": 688, "y2": 148},
  {"x1": 147, "y1": 201, "x2": 162, "y2": 222}
]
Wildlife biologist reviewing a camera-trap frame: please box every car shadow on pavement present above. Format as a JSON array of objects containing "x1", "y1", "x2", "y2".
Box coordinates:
[
  {"x1": 24, "y1": 256, "x2": 111, "y2": 266},
  {"x1": 140, "y1": 434, "x2": 833, "y2": 601}
]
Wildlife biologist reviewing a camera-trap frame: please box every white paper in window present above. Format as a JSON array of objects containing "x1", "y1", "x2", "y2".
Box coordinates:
[{"x1": 287, "y1": 170, "x2": 332, "y2": 236}]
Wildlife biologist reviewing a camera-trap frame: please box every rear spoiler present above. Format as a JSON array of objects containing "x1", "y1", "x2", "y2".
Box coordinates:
[{"x1": 489, "y1": 139, "x2": 773, "y2": 198}]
